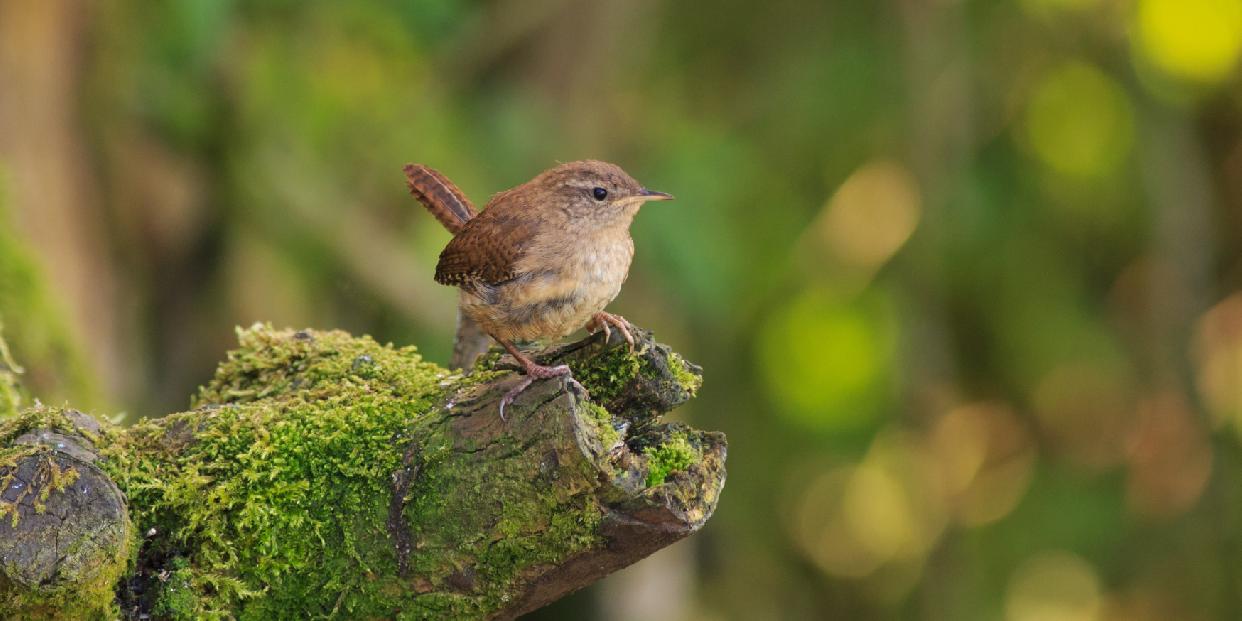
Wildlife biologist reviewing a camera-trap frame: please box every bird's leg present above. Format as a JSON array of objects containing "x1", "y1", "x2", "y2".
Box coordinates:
[
  {"x1": 495, "y1": 337, "x2": 586, "y2": 420},
  {"x1": 588, "y1": 311, "x2": 636, "y2": 352}
]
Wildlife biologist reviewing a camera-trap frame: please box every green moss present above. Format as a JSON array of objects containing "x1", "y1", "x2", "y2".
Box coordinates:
[
  {"x1": 569, "y1": 346, "x2": 642, "y2": 404},
  {"x1": 90, "y1": 325, "x2": 613, "y2": 619},
  {"x1": 0, "y1": 406, "x2": 98, "y2": 446},
  {"x1": 95, "y1": 326, "x2": 448, "y2": 618},
  {"x1": 471, "y1": 349, "x2": 504, "y2": 373},
  {"x1": 3, "y1": 325, "x2": 709, "y2": 618},
  {"x1": 396, "y1": 409, "x2": 607, "y2": 618},
  {"x1": 666, "y1": 352, "x2": 703, "y2": 396},
  {"x1": 582, "y1": 402, "x2": 621, "y2": 453},
  {"x1": 0, "y1": 445, "x2": 38, "y2": 527},
  {"x1": 22, "y1": 527, "x2": 132, "y2": 621},
  {"x1": 643, "y1": 433, "x2": 698, "y2": 487},
  {"x1": 0, "y1": 409, "x2": 133, "y2": 621},
  {"x1": 469, "y1": 339, "x2": 646, "y2": 407},
  {"x1": 0, "y1": 407, "x2": 98, "y2": 526},
  {"x1": 0, "y1": 559, "x2": 127, "y2": 621},
  {"x1": 191, "y1": 323, "x2": 442, "y2": 407},
  {"x1": 32, "y1": 455, "x2": 79, "y2": 517},
  {"x1": 151, "y1": 557, "x2": 203, "y2": 621}
]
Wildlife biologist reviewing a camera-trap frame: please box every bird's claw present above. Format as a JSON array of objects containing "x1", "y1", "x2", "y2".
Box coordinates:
[
  {"x1": 497, "y1": 363, "x2": 586, "y2": 420},
  {"x1": 498, "y1": 376, "x2": 534, "y2": 421},
  {"x1": 590, "y1": 312, "x2": 636, "y2": 353}
]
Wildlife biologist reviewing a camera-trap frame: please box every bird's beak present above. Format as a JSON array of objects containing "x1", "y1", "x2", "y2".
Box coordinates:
[{"x1": 640, "y1": 188, "x2": 674, "y2": 201}]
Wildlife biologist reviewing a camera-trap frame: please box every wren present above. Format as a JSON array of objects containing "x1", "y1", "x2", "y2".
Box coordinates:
[{"x1": 403, "y1": 160, "x2": 673, "y2": 418}]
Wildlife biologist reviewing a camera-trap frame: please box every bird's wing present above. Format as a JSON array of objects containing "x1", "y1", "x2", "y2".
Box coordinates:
[{"x1": 434, "y1": 192, "x2": 536, "y2": 291}]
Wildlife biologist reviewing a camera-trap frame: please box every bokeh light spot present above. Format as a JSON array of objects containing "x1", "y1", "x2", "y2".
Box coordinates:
[
  {"x1": 790, "y1": 467, "x2": 884, "y2": 578},
  {"x1": 786, "y1": 431, "x2": 948, "y2": 581},
  {"x1": 1005, "y1": 551, "x2": 1103, "y2": 621},
  {"x1": 1192, "y1": 292, "x2": 1242, "y2": 433},
  {"x1": 1033, "y1": 359, "x2": 1136, "y2": 469},
  {"x1": 758, "y1": 288, "x2": 895, "y2": 431},
  {"x1": 1125, "y1": 392, "x2": 1212, "y2": 519},
  {"x1": 1024, "y1": 62, "x2": 1134, "y2": 178},
  {"x1": 929, "y1": 403, "x2": 1036, "y2": 526},
  {"x1": 818, "y1": 160, "x2": 922, "y2": 272},
  {"x1": 851, "y1": 432, "x2": 948, "y2": 562},
  {"x1": 844, "y1": 462, "x2": 915, "y2": 563},
  {"x1": 1136, "y1": 0, "x2": 1242, "y2": 83}
]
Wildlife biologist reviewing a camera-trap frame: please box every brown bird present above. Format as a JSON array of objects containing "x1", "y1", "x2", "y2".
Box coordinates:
[{"x1": 404, "y1": 160, "x2": 673, "y2": 418}]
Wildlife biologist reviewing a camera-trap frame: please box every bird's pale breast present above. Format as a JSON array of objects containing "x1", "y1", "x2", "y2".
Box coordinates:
[{"x1": 461, "y1": 233, "x2": 634, "y2": 342}]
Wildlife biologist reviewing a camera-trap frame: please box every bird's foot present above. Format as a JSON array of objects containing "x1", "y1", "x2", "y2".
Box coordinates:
[
  {"x1": 588, "y1": 311, "x2": 636, "y2": 352},
  {"x1": 498, "y1": 363, "x2": 587, "y2": 420}
]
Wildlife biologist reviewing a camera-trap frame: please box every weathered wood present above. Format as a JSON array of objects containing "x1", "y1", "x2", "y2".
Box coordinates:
[{"x1": 0, "y1": 325, "x2": 724, "y2": 620}]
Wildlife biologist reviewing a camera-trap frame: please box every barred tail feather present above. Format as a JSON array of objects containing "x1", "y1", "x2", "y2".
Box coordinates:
[{"x1": 403, "y1": 164, "x2": 477, "y2": 234}]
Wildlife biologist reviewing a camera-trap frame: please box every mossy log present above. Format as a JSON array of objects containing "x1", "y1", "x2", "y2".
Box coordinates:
[{"x1": 0, "y1": 325, "x2": 725, "y2": 620}]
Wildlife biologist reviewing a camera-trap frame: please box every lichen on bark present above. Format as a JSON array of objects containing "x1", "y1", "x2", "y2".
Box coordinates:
[
  {"x1": 0, "y1": 407, "x2": 134, "y2": 620},
  {"x1": 0, "y1": 324, "x2": 725, "y2": 620}
]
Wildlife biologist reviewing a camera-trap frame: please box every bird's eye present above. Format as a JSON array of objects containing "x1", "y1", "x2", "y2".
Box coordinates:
[{"x1": 592, "y1": 187, "x2": 608, "y2": 201}]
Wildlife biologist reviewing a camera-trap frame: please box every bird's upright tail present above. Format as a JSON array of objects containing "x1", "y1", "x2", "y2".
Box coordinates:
[
  {"x1": 404, "y1": 164, "x2": 493, "y2": 368},
  {"x1": 403, "y1": 164, "x2": 477, "y2": 234}
]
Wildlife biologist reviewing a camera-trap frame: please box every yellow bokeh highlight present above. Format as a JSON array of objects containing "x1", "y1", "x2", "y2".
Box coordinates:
[
  {"x1": 787, "y1": 431, "x2": 948, "y2": 580},
  {"x1": 853, "y1": 432, "x2": 947, "y2": 562},
  {"x1": 791, "y1": 467, "x2": 883, "y2": 578},
  {"x1": 842, "y1": 464, "x2": 912, "y2": 563},
  {"x1": 1192, "y1": 292, "x2": 1242, "y2": 432},
  {"x1": 928, "y1": 403, "x2": 1036, "y2": 526},
  {"x1": 1006, "y1": 551, "x2": 1103, "y2": 621},
  {"x1": 1024, "y1": 62, "x2": 1134, "y2": 178},
  {"x1": 1136, "y1": 0, "x2": 1242, "y2": 83},
  {"x1": 818, "y1": 160, "x2": 922, "y2": 272}
]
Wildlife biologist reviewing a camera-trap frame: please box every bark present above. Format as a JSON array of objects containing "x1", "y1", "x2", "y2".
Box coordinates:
[{"x1": 0, "y1": 325, "x2": 724, "y2": 620}]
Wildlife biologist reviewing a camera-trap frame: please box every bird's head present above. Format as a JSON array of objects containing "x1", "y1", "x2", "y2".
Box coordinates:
[{"x1": 533, "y1": 160, "x2": 673, "y2": 228}]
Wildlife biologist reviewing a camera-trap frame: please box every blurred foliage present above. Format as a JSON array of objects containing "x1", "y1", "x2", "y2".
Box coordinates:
[
  {"x1": 3, "y1": 0, "x2": 1242, "y2": 619},
  {"x1": 0, "y1": 186, "x2": 97, "y2": 409}
]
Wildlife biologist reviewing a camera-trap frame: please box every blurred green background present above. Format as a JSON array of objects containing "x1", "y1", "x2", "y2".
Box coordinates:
[{"x1": 3, "y1": 0, "x2": 1242, "y2": 619}]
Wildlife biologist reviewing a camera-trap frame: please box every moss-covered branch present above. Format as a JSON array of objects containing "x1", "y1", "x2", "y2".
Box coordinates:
[{"x1": 0, "y1": 325, "x2": 725, "y2": 620}]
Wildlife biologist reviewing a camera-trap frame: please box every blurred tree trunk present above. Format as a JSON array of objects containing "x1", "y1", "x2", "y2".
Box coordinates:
[
  {"x1": 0, "y1": 1, "x2": 122, "y2": 401},
  {"x1": 1139, "y1": 104, "x2": 1234, "y2": 619},
  {"x1": 898, "y1": 1, "x2": 975, "y2": 618}
]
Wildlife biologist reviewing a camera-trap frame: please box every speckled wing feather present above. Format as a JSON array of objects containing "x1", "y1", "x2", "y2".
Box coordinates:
[{"x1": 434, "y1": 190, "x2": 536, "y2": 293}]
